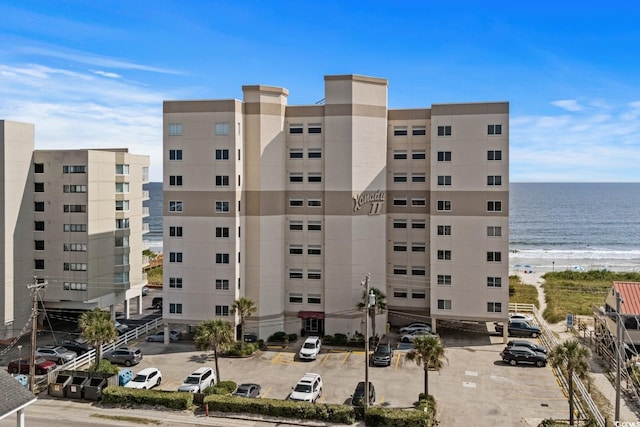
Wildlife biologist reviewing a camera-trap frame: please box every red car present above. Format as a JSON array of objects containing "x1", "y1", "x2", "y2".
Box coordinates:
[{"x1": 7, "y1": 357, "x2": 57, "y2": 375}]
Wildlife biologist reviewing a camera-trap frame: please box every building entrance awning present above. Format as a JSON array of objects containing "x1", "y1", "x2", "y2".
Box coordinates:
[{"x1": 297, "y1": 311, "x2": 325, "y2": 319}]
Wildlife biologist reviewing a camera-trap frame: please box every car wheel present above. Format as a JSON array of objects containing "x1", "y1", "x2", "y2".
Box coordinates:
[
  {"x1": 157, "y1": 377, "x2": 162, "y2": 386},
  {"x1": 11, "y1": 367, "x2": 18, "y2": 374},
  {"x1": 124, "y1": 360, "x2": 132, "y2": 367},
  {"x1": 509, "y1": 359, "x2": 517, "y2": 366},
  {"x1": 531, "y1": 332, "x2": 539, "y2": 338},
  {"x1": 401, "y1": 338, "x2": 409, "y2": 343},
  {"x1": 536, "y1": 360, "x2": 545, "y2": 367}
]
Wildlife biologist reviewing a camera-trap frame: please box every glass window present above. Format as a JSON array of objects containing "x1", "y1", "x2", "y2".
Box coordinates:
[
  {"x1": 437, "y1": 250, "x2": 452, "y2": 260},
  {"x1": 170, "y1": 277, "x2": 183, "y2": 288},
  {"x1": 411, "y1": 266, "x2": 426, "y2": 276},
  {"x1": 393, "y1": 242, "x2": 407, "y2": 252},
  {"x1": 215, "y1": 175, "x2": 229, "y2": 186},
  {"x1": 437, "y1": 151, "x2": 452, "y2": 162},
  {"x1": 412, "y1": 243, "x2": 426, "y2": 252},
  {"x1": 289, "y1": 199, "x2": 304, "y2": 207},
  {"x1": 437, "y1": 299, "x2": 452, "y2": 310},
  {"x1": 308, "y1": 245, "x2": 321, "y2": 255},
  {"x1": 35, "y1": 182, "x2": 44, "y2": 192},
  {"x1": 437, "y1": 225, "x2": 451, "y2": 235},
  {"x1": 289, "y1": 124, "x2": 303, "y2": 134},
  {"x1": 169, "y1": 252, "x2": 183, "y2": 263},
  {"x1": 487, "y1": 302, "x2": 502, "y2": 312},
  {"x1": 308, "y1": 294, "x2": 322, "y2": 304},
  {"x1": 170, "y1": 303, "x2": 183, "y2": 314},
  {"x1": 394, "y1": 126, "x2": 408, "y2": 136},
  {"x1": 394, "y1": 288, "x2": 408, "y2": 298},
  {"x1": 487, "y1": 150, "x2": 502, "y2": 161},
  {"x1": 115, "y1": 182, "x2": 130, "y2": 193},
  {"x1": 412, "y1": 126, "x2": 426, "y2": 136},
  {"x1": 215, "y1": 122, "x2": 229, "y2": 135},
  {"x1": 411, "y1": 198, "x2": 426, "y2": 207},
  {"x1": 216, "y1": 227, "x2": 229, "y2": 238},
  {"x1": 437, "y1": 275, "x2": 452, "y2": 285},
  {"x1": 412, "y1": 173, "x2": 426, "y2": 183},
  {"x1": 115, "y1": 201, "x2": 129, "y2": 211},
  {"x1": 34, "y1": 201, "x2": 44, "y2": 212},
  {"x1": 289, "y1": 244, "x2": 303, "y2": 255},
  {"x1": 487, "y1": 277, "x2": 502, "y2": 287},
  {"x1": 308, "y1": 149, "x2": 322, "y2": 159},
  {"x1": 487, "y1": 226, "x2": 502, "y2": 237},
  {"x1": 437, "y1": 125, "x2": 451, "y2": 136},
  {"x1": 437, "y1": 200, "x2": 452, "y2": 211},
  {"x1": 308, "y1": 270, "x2": 322, "y2": 280},
  {"x1": 289, "y1": 220, "x2": 303, "y2": 231},
  {"x1": 393, "y1": 219, "x2": 407, "y2": 229},
  {"x1": 63, "y1": 165, "x2": 87, "y2": 173},
  {"x1": 170, "y1": 149, "x2": 183, "y2": 160},
  {"x1": 289, "y1": 293, "x2": 303, "y2": 303},
  {"x1": 215, "y1": 279, "x2": 229, "y2": 290},
  {"x1": 215, "y1": 149, "x2": 229, "y2": 160},
  {"x1": 169, "y1": 123, "x2": 183, "y2": 136},
  {"x1": 289, "y1": 173, "x2": 303, "y2": 183},
  {"x1": 412, "y1": 290, "x2": 426, "y2": 299},
  {"x1": 215, "y1": 201, "x2": 230, "y2": 212},
  {"x1": 487, "y1": 176, "x2": 502, "y2": 186},
  {"x1": 308, "y1": 199, "x2": 322, "y2": 207},
  {"x1": 308, "y1": 221, "x2": 322, "y2": 231},
  {"x1": 308, "y1": 124, "x2": 322, "y2": 134},
  {"x1": 34, "y1": 163, "x2": 44, "y2": 173},
  {"x1": 289, "y1": 149, "x2": 303, "y2": 159},
  {"x1": 487, "y1": 201, "x2": 502, "y2": 212},
  {"x1": 115, "y1": 164, "x2": 129, "y2": 175},
  {"x1": 34, "y1": 221, "x2": 45, "y2": 231},
  {"x1": 308, "y1": 173, "x2": 322, "y2": 183},
  {"x1": 412, "y1": 220, "x2": 426, "y2": 229},
  {"x1": 437, "y1": 175, "x2": 452, "y2": 186},
  {"x1": 35, "y1": 240, "x2": 45, "y2": 250},
  {"x1": 169, "y1": 201, "x2": 183, "y2": 212},
  {"x1": 393, "y1": 198, "x2": 407, "y2": 206},
  {"x1": 169, "y1": 226, "x2": 183, "y2": 237},
  {"x1": 412, "y1": 150, "x2": 426, "y2": 160},
  {"x1": 215, "y1": 253, "x2": 230, "y2": 264},
  {"x1": 393, "y1": 150, "x2": 407, "y2": 160},
  {"x1": 487, "y1": 124, "x2": 502, "y2": 135},
  {"x1": 169, "y1": 175, "x2": 183, "y2": 186},
  {"x1": 487, "y1": 252, "x2": 502, "y2": 262},
  {"x1": 393, "y1": 265, "x2": 407, "y2": 275},
  {"x1": 393, "y1": 173, "x2": 407, "y2": 183},
  {"x1": 289, "y1": 268, "x2": 303, "y2": 279}
]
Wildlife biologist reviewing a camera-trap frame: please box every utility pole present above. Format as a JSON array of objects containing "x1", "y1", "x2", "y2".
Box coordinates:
[
  {"x1": 361, "y1": 274, "x2": 374, "y2": 413},
  {"x1": 615, "y1": 290, "x2": 623, "y2": 422},
  {"x1": 28, "y1": 279, "x2": 47, "y2": 393}
]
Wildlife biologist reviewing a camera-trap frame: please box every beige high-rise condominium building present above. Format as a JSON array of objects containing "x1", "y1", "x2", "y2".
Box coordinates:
[
  {"x1": 163, "y1": 74, "x2": 508, "y2": 339},
  {"x1": 0, "y1": 120, "x2": 150, "y2": 340}
]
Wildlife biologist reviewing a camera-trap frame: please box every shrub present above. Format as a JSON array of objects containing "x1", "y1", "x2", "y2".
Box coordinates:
[
  {"x1": 225, "y1": 342, "x2": 259, "y2": 357},
  {"x1": 102, "y1": 386, "x2": 194, "y2": 409},
  {"x1": 268, "y1": 332, "x2": 288, "y2": 342},
  {"x1": 203, "y1": 380, "x2": 237, "y2": 395},
  {"x1": 287, "y1": 333, "x2": 298, "y2": 342},
  {"x1": 322, "y1": 335, "x2": 334, "y2": 344},
  {"x1": 89, "y1": 360, "x2": 119, "y2": 375},
  {"x1": 365, "y1": 406, "x2": 435, "y2": 427}
]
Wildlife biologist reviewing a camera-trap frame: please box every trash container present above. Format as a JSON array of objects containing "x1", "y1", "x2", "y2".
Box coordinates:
[
  {"x1": 65, "y1": 375, "x2": 89, "y2": 399},
  {"x1": 48, "y1": 373, "x2": 72, "y2": 397},
  {"x1": 13, "y1": 374, "x2": 28, "y2": 388},
  {"x1": 84, "y1": 377, "x2": 107, "y2": 401},
  {"x1": 118, "y1": 368, "x2": 132, "y2": 386}
]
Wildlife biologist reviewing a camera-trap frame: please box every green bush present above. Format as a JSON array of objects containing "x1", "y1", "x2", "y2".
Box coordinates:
[
  {"x1": 89, "y1": 360, "x2": 119, "y2": 375},
  {"x1": 203, "y1": 380, "x2": 236, "y2": 395},
  {"x1": 225, "y1": 342, "x2": 259, "y2": 357},
  {"x1": 334, "y1": 333, "x2": 348, "y2": 341},
  {"x1": 365, "y1": 406, "x2": 435, "y2": 427},
  {"x1": 203, "y1": 395, "x2": 355, "y2": 424},
  {"x1": 287, "y1": 333, "x2": 298, "y2": 342},
  {"x1": 267, "y1": 332, "x2": 288, "y2": 342},
  {"x1": 102, "y1": 386, "x2": 194, "y2": 409},
  {"x1": 323, "y1": 335, "x2": 334, "y2": 344}
]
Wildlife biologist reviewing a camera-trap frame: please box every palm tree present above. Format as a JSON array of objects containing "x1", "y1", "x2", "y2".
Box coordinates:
[
  {"x1": 405, "y1": 334, "x2": 446, "y2": 397},
  {"x1": 231, "y1": 297, "x2": 257, "y2": 347},
  {"x1": 548, "y1": 339, "x2": 591, "y2": 426},
  {"x1": 357, "y1": 287, "x2": 387, "y2": 340},
  {"x1": 78, "y1": 308, "x2": 118, "y2": 370},
  {"x1": 194, "y1": 319, "x2": 234, "y2": 384}
]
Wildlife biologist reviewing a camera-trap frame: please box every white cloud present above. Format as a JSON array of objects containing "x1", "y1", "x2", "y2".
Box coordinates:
[
  {"x1": 551, "y1": 99, "x2": 583, "y2": 112},
  {"x1": 91, "y1": 70, "x2": 122, "y2": 79}
]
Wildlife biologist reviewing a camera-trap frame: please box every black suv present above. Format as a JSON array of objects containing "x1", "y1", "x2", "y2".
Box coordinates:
[
  {"x1": 506, "y1": 339, "x2": 547, "y2": 354},
  {"x1": 352, "y1": 381, "x2": 375, "y2": 405},
  {"x1": 500, "y1": 346, "x2": 547, "y2": 367},
  {"x1": 372, "y1": 342, "x2": 393, "y2": 367},
  {"x1": 59, "y1": 338, "x2": 94, "y2": 355},
  {"x1": 152, "y1": 296, "x2": 163, "y2": 310}
]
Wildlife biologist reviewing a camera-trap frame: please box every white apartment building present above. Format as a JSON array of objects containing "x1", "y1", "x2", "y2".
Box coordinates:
[
  {"x1": 0, "y1": 120, "x2": 150, "y2": 340},
  {"x1": 163, "y1": 74, "x2": 509, "y2": 339}
]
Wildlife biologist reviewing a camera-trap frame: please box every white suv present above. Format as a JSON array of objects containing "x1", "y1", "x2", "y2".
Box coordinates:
[
  {"x1": 289, "y1": 373, "x2": 323, "y2": 403},
  {"x1": 178, "y1": 367, "x2": 216, "y2": 393},
  {"x1": 298, "y1": 336, "x2": 321, "y2": 360}
]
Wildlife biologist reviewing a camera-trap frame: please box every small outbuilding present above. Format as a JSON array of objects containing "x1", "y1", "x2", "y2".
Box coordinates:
[{"x1": 0, "y1": 369, "x2": 37, "y2": 427}]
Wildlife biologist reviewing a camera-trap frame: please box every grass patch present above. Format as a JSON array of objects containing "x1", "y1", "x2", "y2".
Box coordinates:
[
  {"x1": 90, "y1": 414, "x2": 160, "y2": 425},
  {"x1": 146, "y1": 266, "x2": 162, "y2": 285},
  {"x1": 541, "y1": 270, "x2": 640, "y2": 323},
  {"x1": 509, "y1": 275, "x2": 540, "y2": 307}
]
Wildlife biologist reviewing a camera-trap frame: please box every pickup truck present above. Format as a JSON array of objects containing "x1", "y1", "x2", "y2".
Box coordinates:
[{"x1": 494, "y1": 320, "x2": 541, "y2": 338}]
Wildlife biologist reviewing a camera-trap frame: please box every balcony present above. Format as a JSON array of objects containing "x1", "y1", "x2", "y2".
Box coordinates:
[
  {"x1": 142, "y1": 223, "x2": 149, "y2": 234},
  {"x1": 142, "y1": 190, "x2": 149, "y2": 201},
  {"x1": 142, "y1": 206, "x2": 150, "y2": 218}
]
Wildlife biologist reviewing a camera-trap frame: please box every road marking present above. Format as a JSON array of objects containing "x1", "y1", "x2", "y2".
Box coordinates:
[
  {"x1": 261, "y1": 386, "x2": 272, "y2": 398},
  {"x1": 463, "y1": 381, "x2": 476, "y2": 388},
  {"x1": 394, "y1": 353, "x2": 403, "y2": 371},
  {"x1": 319, "y1": 354, "x2": 330, "y2": 366},
  {"x1": 379, "y1": 395, "x2": 384, "y2": 404},
  {"x1": 341, "y1": 352, "x2": 350, "y2": 366},
  {"x1": 465, "y1": 370, "x2": 478, "y2": 376}
]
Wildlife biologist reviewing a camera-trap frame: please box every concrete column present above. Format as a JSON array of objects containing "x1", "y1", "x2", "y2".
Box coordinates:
[
  {"x1": 109, "y1": 304, "x2": 116, "y2": 320},
  {"x1": 503, "y1": 318, "x2": 509, "y2": 343},
  {"x1": 431, "y1": 318, "x2": 437, "y2": 334},
  {"x1": 124, "y1": 299, "x2": 130, "y2": 320},
  {"x1": 18, "y1": 408, "x2": 25, "y2": 427},
  {"x1": 137, "y1": 294, "x2": 143, "y2": 315},
  {"x1": 164, "y1": 323, "x2": 170, "y2": 345}
]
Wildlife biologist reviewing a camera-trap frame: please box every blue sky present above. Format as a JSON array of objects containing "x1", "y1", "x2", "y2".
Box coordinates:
[{"x1": 1, "y1": 1, "x2": 640, "y2": 182}]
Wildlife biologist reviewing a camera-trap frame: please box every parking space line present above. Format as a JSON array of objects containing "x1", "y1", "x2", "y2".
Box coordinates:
[
  {"x1": 394, "y1": 353, "x2": 403, "y2": 371},
  {"x1": 379, "y1": 395, "x2": 384, "y2": 405},
  {"x1": 340, "y1": 352, "x2": 351, "y2": 366},
  {"x1": 261, "y1": 386, "x2": 272, "y2": 398},
  {"x1": 319, "y1": 354, "x2": 331, "y2": 366}
]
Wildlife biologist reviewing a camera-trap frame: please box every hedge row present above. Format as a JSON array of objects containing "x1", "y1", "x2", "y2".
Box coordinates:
[
  {"x1": 102, "y1": 386, "x2": 194, "y2": 409},
  {"x1": 203, "y1": 394, "x2": 356, "y2": 424},
  {"x1": 364, "y1": 406, "x2": 435, "y2": 427}
]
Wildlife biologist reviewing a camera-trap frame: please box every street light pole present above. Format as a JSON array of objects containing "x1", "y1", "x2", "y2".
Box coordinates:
[
  {"x1": 361, "y1": 274, "x2": 372, "y2": 413},
  {"x1": 615, "y1": 290, "x2": 623, "y2": 422}
]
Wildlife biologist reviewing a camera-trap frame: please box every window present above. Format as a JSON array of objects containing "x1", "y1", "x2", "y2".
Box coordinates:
[
  {"x1": 115, "y1": 236, "x2": 129, "y2": 247},
  {"x1": 437, "y1": 175, "x2": 452, "y2": 186},
  {"x1": 394, "y1": 288, "x2": 408, "y2": 298},
  {"x1": 169, "y1": 201, "x2": 183, "y2": 212},
  {"x1": 487, "y1": 277, "x2": 502, "y2": 287},
  {"x1": 289, "y1": 173, "x2": 303, "y2": 183},
  {"x1": 289, "y1": 220, "x2": 303, "y2": 231},
  {"x1": 115, "y1": 201, "x2": 129, "y2": 211},
  {"x1": 115, "y1": 164, "x2": 129, "y2": 175},
  {"x1": 308, "y1": 269, "x2": 322, "y2": 280},
  {"x1": 115, "y1": 182, "x2": 130, "y2": 193},
  {"x1": 308, "y1": 148, "x2": 322, "y2": 159},
  {"x1": 308, "y1": 199, "x2": 322, "y2": 207},
  {"x1": 169, "y1": 123, "x2": 183, "y2": 136},
  {"x1": 169, "y1": 226, "x2": 183, "y2": 237},
  {"x1": 34, "y1": 259, "x2": 44, "y2": 270},
  {"x1": 391, "y1": 151, "x2": 407, "y2": 162},
  {"x1": 170, "y1": 252, "x2": 183, "y2": 263},
  {"x1": 289, "y1": 268, "x2": 303, "y2": 279},
  {"x1": 63, "y1": 282, "x2": 87, "y2": 291},
  {"x1": 308, "y1": 294, "x2": 322, "y2": 304},
  {"x1": 215, "y1": 149, "x2": 229, "y2": 160},
  {"x1": 412, "y1": 126, "x2": 426, "y2": 136},
  {"x1": 308, "y1": 173, "x2": 322, "y2": 183},
  {"x1": 412, "y1": 219, "x2": 426, "y2": 229},
  {"x1": 487, "y1": 201, "x2": 502, "y2": 212},
  {"x1": 34, "y1": 163, "x2": 44, "y2": 173},
  {"x1": 289, "y1": 124, "x2": 303, "y2": 134},
  {"x1": 215, "y1": 175, "x2": 229, "y2": 186},
  {"x1": 308, "y1": 124, "x2": 322, "y2": 134},
  {"x1": 393, "y1": 242, "x2": 407, "y2": 252},
  {"x1": 64, "y1": 204, "x2": 87, "y2": 213},
  {"x1": 412, "y1": 243, "x2": 426, "y2": 252},
  {"x1": 34, "y1": 240, "x2": 45, "y2": 250},
  {"x1": 215, "y1": 122, "x2": 229, "y2": 135},
  {"x1": 215, "y1": 201, "x2": 229, "y2": 212},
  {"x1": 393, "y1": 126, "x2": 408, "y2": 136},
  {"x1": 393, "y1": 173, "x2": 407, "y2": 183},
  {"x1": 308, "y1": 245, "x2": 321, "y2": 255},
  {"x1": 170, "y1": 277, "x2": 183, "y2": 288},
  {"x1": 114, "y1": 254, "x2": 129, "y2": 265},
  {"x1": 64, "y1": 263, "x2": 87, "y2": 271},
  {"x1": 487, "y1": 150, "x2": 502, "y2": 161},
  {"x1": 215, "y1": 253, "x2": 229, "y2": 264},
  {"x1": 170, "y1": 175, "x2": 183, "y2": 186},
  {"x1": 412, "y1": 150, "x2": 426, "y2": 160},
  {"x1": 437, "y1": 299, "x2": 452, "y2": 310},
  {"x1": 437, "y1": 225, "x2": 452, "y2": 236},
  {"x1": 63, "y1": 165, "x2": 86, "y2": 173},
  {"x1": 63, "y1": 185, "x2": 86, "y2": 193},
  {"x1": 437, "y1": 275, "x2": 452, "y2": 285},
  {"x1": 412, "y1": 173, "x2": 426, "y2": 183},
  {"x1": 64, "y1": 243, "x2": 87, "y2": 252},
  {"x1": 215, "y1": 279, "x2": 229, "y2": 290},
  {"x1": 289, "y1": 149, "x2": 303, "y2": 159},
  {"x1": 437, "y1": 125, "x2": 452, "y2": 136},
  {"x1": 487, "y1": 302, "x2": 502, "y2": 313},
  {"x1": 308, "y1": 221, "x2": 322, "y2": 231},
  {"x1": 412, "y1": 290, "x2": 426, "y2": 299},
  {"x1": 393, "y1": 219, "x2": 407, "y2": 229},
  {"x1": 487, "y1": 176, "x2": 502, "y2": 186},
  {"x1": 487, "y1": 251, "x2": 502, "y2": 262},
  {"x1": 169, "y1": 303, "x2": 183, "y2": 314},
  {"x1": 412, "y1": 266, "x2": 426, "y2": 276},
  {"x1": 437, "y1": 250, "x2": 452, "y2": 260},
  {"x1": 393, "y1": 198, "x2": 407, "y2": 206},
  {"x1": 64, "y1": 223, "x2": 87, "y2": 232},
  {"x1": 34, "y1": 201, "x2": 44, "y2": 212},
  {"x1": 393, "y1": 265, "x2": 407, "y2": 275},
  {"x1": 488, "y1": 124, "x2": 502, "y2": 135},
  {"x1": 289, "y1": 244, "x2": 303, "y2": 255},
  {"x1": 215, "y1": 227, "x2": 229, "y2": 238},
  {"x1": 437, "y1": 200, "x2": 452, "y2": 211},
  {"x1": 437, "y1": 151, "x2": 452, "y2": 162},
  {"x1": 34, "y1": 182, "x2": 44, "y2": 192},
  {"x1": 289, "y1": 199, "x2": 303, "y2": 207},
  {"x1": 412, "y1": 198, "x2": 426, "y2": 207},
  {"x1": 487, "y1": 226, "x2": 502, "y2": 237},
  {"x1": 34, "y1": 221, "x2": 45, "y2": 231},
  {"x1": 289, "y1": 293, "x2": 303, "y2": 304},
  {"x1": 169, "y1": 149, "x2": 183, "y2": 160}
]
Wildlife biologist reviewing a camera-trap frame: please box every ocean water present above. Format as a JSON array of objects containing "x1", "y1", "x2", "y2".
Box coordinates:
[{"x1": 143, "y1": 182, "x2": 640, "y2": 272}]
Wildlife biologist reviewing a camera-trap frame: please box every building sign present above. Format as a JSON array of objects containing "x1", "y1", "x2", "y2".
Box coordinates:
[{"x1": 353, "y1": 190, "x2": 386, "y2": 215}]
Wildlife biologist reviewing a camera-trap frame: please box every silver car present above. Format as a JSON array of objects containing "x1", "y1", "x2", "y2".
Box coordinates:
[{"x1": 35, "y1": 345, "x2": 77, "y2": 364}]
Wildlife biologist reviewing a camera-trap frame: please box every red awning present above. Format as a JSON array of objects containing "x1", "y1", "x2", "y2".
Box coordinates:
[{"x1": 297, "y1": 311, "x2": 325, "y2": 319}]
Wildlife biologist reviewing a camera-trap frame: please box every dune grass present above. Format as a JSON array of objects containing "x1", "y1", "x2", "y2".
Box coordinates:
[{"x1": 509, "y1": 275, "x2": 540, "y2": 307}]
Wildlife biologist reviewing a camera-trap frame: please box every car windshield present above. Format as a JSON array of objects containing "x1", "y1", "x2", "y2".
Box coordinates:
[
  {"x1": 133, "y1": 375, "x2": 147, "y2": 382},
  {"x1": 184, "y1": 376, "x2": 200, "y2": 384},
  {"x1": 375, "y1": 347, "x2": 390, "y2": 354},
  {"x1": 303, "y1": 343, "x2": 316, "y2": 349},
  {"x1": 294, "y1": 384, "x2": 312, "y2": 393},
  {"x1": 236, "y1": 387, "x2": 250, "y2": 394},
  {"x1": 34, "y1": 358, "x2": 47, "y2": 364}
]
